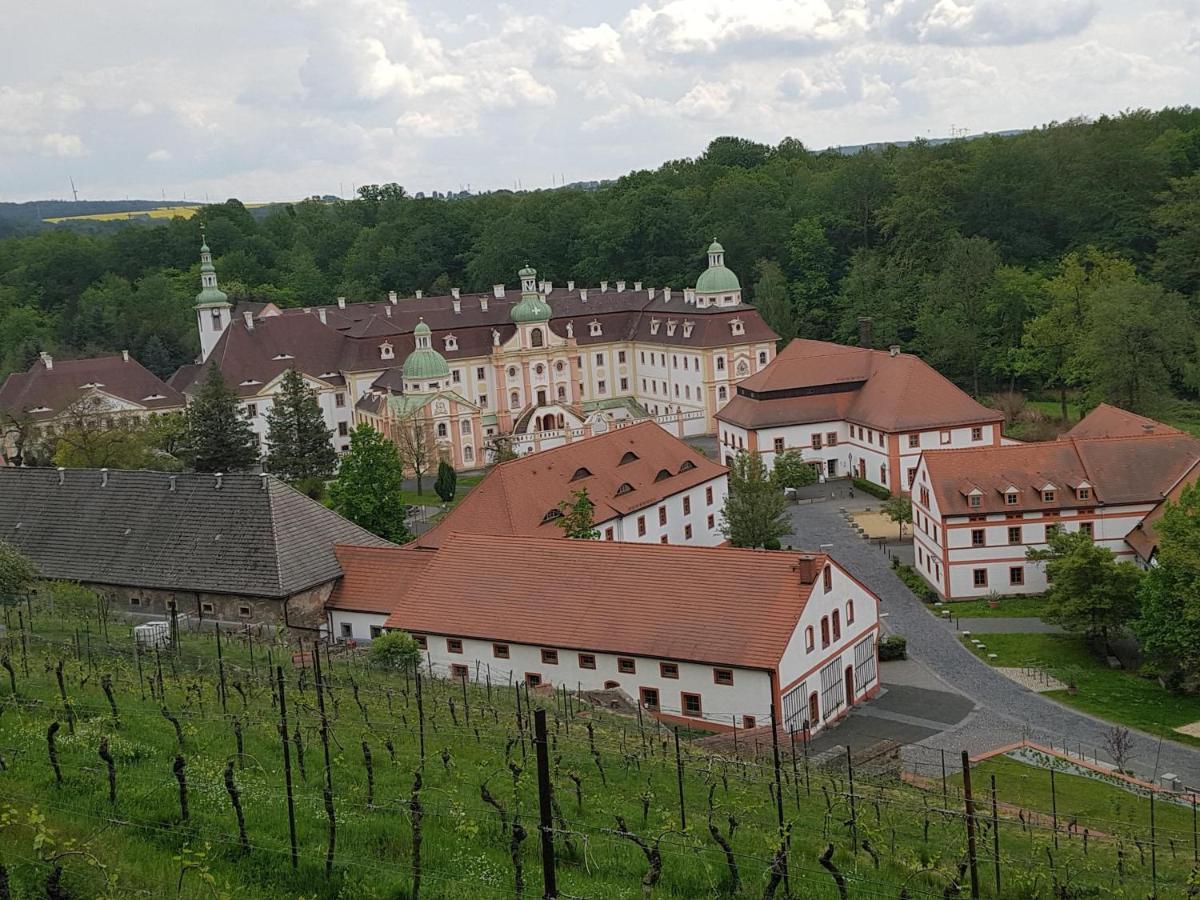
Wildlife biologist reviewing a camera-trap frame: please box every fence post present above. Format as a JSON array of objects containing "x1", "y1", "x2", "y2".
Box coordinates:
[
  {"x1": 533, "y1": 709, "x2": 558, "y2": 899},
  {"x1": 960, "y1": 751, "x2": 980, "y2": 900},
  {"x1": 673, "y1": 726, "x2": 687, "y2": 831}
]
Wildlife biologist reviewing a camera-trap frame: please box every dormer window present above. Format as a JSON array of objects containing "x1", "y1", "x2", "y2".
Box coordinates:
[
  {"x1": 540, "y1": 508, "x2": 563, "y2": 525},
  {"x1": 615, "y1": 482, "x2": 634, "y2": 496},
  {"x1": 654, "y1": 468, "x2": 672, "y2": 482},
  {"x1": 272, "y1": 353, "x2": 294, "y2": 361},
  {"x1": 650, "y1": 318, "x2": 661, "y2": 336},
  {"x1": 1077, "y1": 486, "x2": 1091, "y2": 500},
  {"x1": 1042, "y1": 489, "x2": 1056, "y2": 503},
  {"x1": 570, "y1": 467, "x2": 592, "y2": 481},
  {"x1": 730, "y1": 318, "x2": 745, "y2": 336},
  {"x1": 444, "y1": 335, "x2": 458, "y2": 351},
  {"x1": 380, "y1": 342, "x2": 394, "y2": 360},
  {"x1": 682, "y1": 321, "x2": 694, "y2": 338},
  {"x1": 666, "y1": 320, "x2": 677, "y2": 337},
  {"x1": 589, "y1": 320, "x2": 602, "y2": 337},
  {"x1": 619, "y1": 451, "x2": 639, "y2": 465},
  {"x1": 1005, "y1": 491, "x2": 1019, "y2": 506},
  {"x1": 968, "y1": 493, "x2": 981, "y2": 508},
  {"x1": 679, "y1": 460, "x2": 696, "y2": 473}
]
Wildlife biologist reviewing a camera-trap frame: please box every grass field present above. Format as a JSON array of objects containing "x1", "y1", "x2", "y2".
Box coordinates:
[
  {"x1": 935, "y1": 596, "x2": 1048, "y2": 619},
  {"x1": 963, "y1": 632, "x2": 1200, "y2": 748},
  {"x1": 43, "y1": 203, "x2": 274, "y2": 224},
  {"x1": 0, "y1": 597, "x2": 1195, "y2": 898},
  {"x1": 399, "y1": 474, "x2": 483, "y2": 513}
]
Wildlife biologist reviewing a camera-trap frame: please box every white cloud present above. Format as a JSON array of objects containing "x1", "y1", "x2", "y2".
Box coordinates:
[
  {"x1": 41, "y1": 133, "x2": 85, "y2": 158},
  {"x1": 677, "y1": 80, "x2": 738, "y2": 118},
  {"x1": 881, "y1": 0, "x2": 1098, "y2": 46},
  {"x1": 146, "y1": 148, "x2": 172, "y2": 162}
]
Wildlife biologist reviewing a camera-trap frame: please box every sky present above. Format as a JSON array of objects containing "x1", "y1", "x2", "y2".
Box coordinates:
[{"x1": 1, "y1": 0, "x2": 1197, "y2": 203}]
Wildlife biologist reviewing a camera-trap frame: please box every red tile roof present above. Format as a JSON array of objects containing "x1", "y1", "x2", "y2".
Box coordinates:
[
  {"x1": 923, "y1": 429, "x2": 1200, "y2": 515},
  {"x1": 716, "y1": 339, "x2": 1001, "y2": 432},
  {"x1": 1125, "y1": 457, "x2": 1200, "y2": 561},
  {"x1": 0, "y1": 354, "x2": 184, "y2": 422},
  {"x1": 414, "y1": 421, "x2": 725, "y2": 549},
  {"x1": 1066, "y1": 403, "x2": 1182, "y2": 439},
  {"x1": 326, "y1": 545, "x2": 436, "y2": 613},
  {"x1": 382, "y1": 533, "x2": 832, "y2": 669}
]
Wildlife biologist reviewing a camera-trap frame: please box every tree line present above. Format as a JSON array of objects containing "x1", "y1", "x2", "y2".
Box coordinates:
[{"x1": 0, "y1": 107, "x2": 1196, "y2": 418}]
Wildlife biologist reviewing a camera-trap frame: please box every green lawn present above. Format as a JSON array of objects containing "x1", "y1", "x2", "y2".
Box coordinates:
[
  {"x1": 399, "y1": 473, "x2": 482, "y2": 511},
  {"x1": 1025, "y1": 399, "x2": 1085, "y2": 423},
  {"x1": 935, "y1": 595, "x2": 1048, "y2": 619},
  {"x1": 963, "y1": 632, "x2": 1200, "y2": 747}
]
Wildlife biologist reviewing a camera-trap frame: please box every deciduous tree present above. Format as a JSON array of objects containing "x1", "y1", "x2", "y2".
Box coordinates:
[
  {"x1": 0, "y1": 539, "x2": 38, "y2": 599},
  {"x1": 771, "y1": 450, "x2": 818, "y2": 490},
  {"x1": 555, "y1": 487, "x2": 600, "y2": 540},
  {"x1": 330, "y1": 424, "x2": 412, "y2": 544},
  {"x1": 720, "y1": 451, "x2": 790, "y2": 549}
]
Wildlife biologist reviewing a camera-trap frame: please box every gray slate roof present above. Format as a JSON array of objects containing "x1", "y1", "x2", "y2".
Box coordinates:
[{"x1": 0, "y1": 468, "x2": 392, "y2": 598}]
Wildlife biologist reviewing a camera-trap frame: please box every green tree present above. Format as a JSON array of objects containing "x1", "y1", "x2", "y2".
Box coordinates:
[
  {"x1": 330, "y1": 424, "x2": 412, "y2": 544},
  {"x1": 720, "y1": 451, "x2": 790, "y2": 549},
  {"x1": 434, "y1": 459, "x2": 457, "y2": 503},
  {"x1": 184, "y1": 364, "x2": 260, "y2": 473},
  {"x1": 771, "y1": 450, "x2": 818, "y2": 490},
  {"x1": 487, "y1": 434, "x2": 519, "y2": 464},
  {"x1": 264, "y1": 368, "x2": 336, "y2": 483},
  {"x1": 0, "y1": 539, "x2": 38, "y2": 599},
  {"x1": 368, "y1": 630, "x2": 422, "y2": 668},
  {"x1": 1152, "y1": 172, "x2": 1200, "y2": 296},
  {"x1": 751, "y1": 259, "x2": 795, "y2": 341},
  {"x1": 1133, "y1": 482, "x2": 1200, "y2": 689},
  {"x1": 1027, "y1": 530, "x2": 1142, "y2": 645},
  {"x1": 555, "y1": 487, "x2": 600, "y2": 540},
  {"x1": 882, "y1": 495, "x2": 913, "y2": 539}
]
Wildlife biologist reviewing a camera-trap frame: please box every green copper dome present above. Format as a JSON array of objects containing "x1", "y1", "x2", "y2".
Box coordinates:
[
  {"x1": 708, "y1": 239, "x2": 724, "y2": 254},
  {"x1": 511, "y1": 291, "x2": 552, "y2": 323},
  {"x1": 518, "y1": 264, "x2": 537, "y2": 278},
  {"x1": 195, "y1": 240, "x2": 229, "y2": 308},
  {"x1": 402, "y1": 319, "x2": 450, "y2": 380},
  {"x1": 695, "y1": 266, "x2": 741, "y2": 293}
]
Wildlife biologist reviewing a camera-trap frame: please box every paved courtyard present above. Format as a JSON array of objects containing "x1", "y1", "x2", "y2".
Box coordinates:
[{"x1": 786, "y1": 497, "x2": 1200, "y2": 787}]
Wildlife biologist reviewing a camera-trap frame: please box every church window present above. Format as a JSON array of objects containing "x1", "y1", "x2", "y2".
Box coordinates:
[
  {"x1": 595, "y1": 353, "x2": 604, "y2": 366},
  {"x1": 479, "y1": 394, "x2": 488, "y2": 407},
  {"x1": 436, "y1": 423, "x2": 447, "y2": 438},
  {"x1": 338, "y1": 422, "x2": 349, "y2": 437},
  {"x1": 335, "y1": 393, "x2": 346, "y2": 408},
  {"x1": 736, "y1": 360, "x2": 749, "y2": 376},
  {"x1": 461, "y1": 419, "x2": 471, "y2": 435},
  {"x1": 557, "y1": 385, "x2": 566, "y2": 401},
  {"x1": 620, "y1": 377, "x2": 628, "y2": 391},
  {"x1": 598, "y1": 380, "x2": 607, "y2": 394},
  {"x1": 730, "y1": 319, "x2": 745, "y2": 336},
  {"x1": 717, "y1": 386, "x2": 727, "y2": 401},
  {"x1": 618, "y1": 351, "x2": 626, "y2": 363},
  {"x1": 444, "y1": 335, "x2": 458, "y2": 351},
  {"x1": 589, "y1": 321, "x2": 602, "y2": 337},
  {"x1": 555, "y1": 360, "x2": 565, "y2": 373},
  {"x1": 716, "y1": 356, "x2": 725, "y2": 371},
  {"x1": 476, "y1": 367, "x2": 486, "y2": 380},
  {"x1": 531, "y1": 328, "x2": 544, "y2": 347},
  {"x1": 535, "y1": 363, "x2": 545, "y2": 376},
  {"x1": 758, "y1": 351, "x2": 767, "y2": 365},
  {"x1": 463, "y1": 445, "x2": 474, "y2": 463}
]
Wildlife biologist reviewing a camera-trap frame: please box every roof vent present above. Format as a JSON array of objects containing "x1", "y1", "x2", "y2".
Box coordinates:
[
  {"x1": 260, "y1": 472, "x2": 268, "y2": 491},
  {"x1": 121, "y1": 349, "x2": 130, "y2": 362},
  {"x1": 889, "y1": 344, "x2": 900, "y2": 357},
  {"x1": 579, "y1": 289, "x2": 588, "y2": 303},
  {"x1": 619, "y1": 450, "x2": 639, "y2": 465},
  {"x1": 679, "y1": 460, "x2": 696, "y2": 472},
  {"x1": 634, "y1": 281, "x2": 642, "y2": 291},
  {"x1": 567, "y1": 280, "x2": 575, "y2": 291},
  {"x1": 57, "y1": 467, "x2": 65, "y2": 485},
  {"x1": 318, "y1": 308, "x2": 327, "y2": 325},
  {"x1": 337, "y1": 297, "x2": 346, "y2": 309},
  {"x1": 243, "y1": 310, "x2": 255, "y2": 330},
  {"x1": 615, "y1": 482, "x2": 634, "y2": 496},
  {"x1": 540, "y1": 508, "x2": 564, "y2": 525},
  {"x1": 654, "y1": 468, "x2": 672, "y2": 482},
  {"x1": 570, "y1": 466, "x2": 593, "y2": 481},
  {"x1": 416, "y1": 290, "x2": 423, "y2": 299},
  {"x1": 647, "y1": 287, "x2": 656, "y2": 300},
  {"x1": 452, "y1": 298, "x2": 461, "y2": 315},
  {"x1": 168, "y1": 475, "x2": 177, "y2": 492},
  {"x1": 214, "y1": 472, "x2": 223, "y2": 490},
  {"x1": 100, "y1": 468, "x2": 109, "y2": 487},
  {"x1": 663, "y1": 288, "x2": 672, "y2": 303},
  {"x1": 384, "y1": 305, "x2": 392, "y2": 318},
  {"x1": 388, "y1": 290, "x2": 398, "y2": 304},
  {"x1": 451, "y1": 287, "x2": 460, "y2": 300}
]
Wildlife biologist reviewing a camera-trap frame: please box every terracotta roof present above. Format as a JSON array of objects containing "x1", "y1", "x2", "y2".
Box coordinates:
[
  {"x1": 326, "y1": 545, "x2": 436, "y2": 613},
  {"x1": 1066, "y1": 403, "x2": 1182, "y2": 439},
  {"x1": 923, "y1": 430, "x2": 1200, "y2": 515},
  {"x1": 1125, "y1": 457, "x2": 1200, "y2": 561},
  {"x1": 0, "y1": 355, "x2": 185, "y2": 422},
  {"x1": 717, "y1": 339, "x2": 1001, "y2": 432},
  {"x1": 415, "y1": 421, "x2": 725, "y2": 549},
  {"x1": 384, "y1": 533, "x2": 833, "y2": 669}
]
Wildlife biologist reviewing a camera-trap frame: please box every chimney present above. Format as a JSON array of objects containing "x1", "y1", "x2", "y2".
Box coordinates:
[
  {"x1": 795, "y1": 554, "x2": 818, "y2": 585},
  {"x1": 616, "y1": 280, "x2": 626, "y2": 292},
  {"x1": 452, "y1": 298, "x2": 461, "y2": 315},
  {"x1": 214, "y1": 472, "x2": 223, "y2": 490},
  {"x1": 889, "y1": 344, "x2": 900, "y2": 357},
  {"x1": 567, "y1": 280, "x2": 575, "y2": 291},
  {"x1": 121, "y1": 349, "x2": 130, "y2": 362},
  {"x1": 384, "y1": 305, "x2": 392, "y2": 318},
  {"x1": 492, "y1": 284, "x2": 505, "y2": 299},
  {"x1": 243, "y1": 310, "x2": 255, "y2": 330},
  {"x1": 647, "y1": 287, "x2": 656, "y2": 300},
  {"x1": 685, "y1": 288, "x2": 695, "y2": 304},
  {"x1": 601, "y1": 280, "x2": 609, "y2": 292},
  {"x1": 337, "y1": 296, "x2": 346, "y2": 309},
  {"x1": 388, "y1": 290, "x2": 398, "y2": 304},
  {"x1": 634, "y1": 281, "x2": 643, "y2": 291},
  {"x1": 857, "y1": 316, "x2": 873, "y2": 349},
  {"x1": 318, "y1": 308, "x2": 327, "y2": 325},
  {"x1": 39, "y1": 351, "x2": 53, "y2": 370},
  {"x1": 543, "y1": 281, "x2": 552, "y2": 294},
  {"x1": 451, "y1": 287, "x2": 460, "y2": 300},
  {"x1": 168, "y1": 475, "x2": 177, "y2": 492},
  {"x1": 57, "y1": 467, "x2": 65, "y2": 486},
  {"x1": 100, "y1": 468, "x2": 109, "y2": 488},
  {"x1": 579, "y1": 289, "x2": 588, "y2": 303},
  {"x1": 260, "y1": 472, "x2": 269, "y2": 491},
  {"x1": 663, "y1": 288, "x2": 672, "y2": 303},
  {"x1": 480, "y1": 295, "x2": 490, "y2": 312},
  {"x1": 538, "y1": 280, "x2": 547, "y2": 293}
]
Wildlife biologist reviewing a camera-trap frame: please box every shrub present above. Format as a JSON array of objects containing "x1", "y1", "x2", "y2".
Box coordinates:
[
  {"x1": 852, "y1": 477, "x2": 891, "y2": 500},
  {"x1": 879, "y1": 635, "x2": 907, "y2": 661},
  {"x1": 894, "y1": 563, "x2": 938, "y2": 602},
  {"x1": 368, "y1": 630, "x2": 422, "y2": 670}
]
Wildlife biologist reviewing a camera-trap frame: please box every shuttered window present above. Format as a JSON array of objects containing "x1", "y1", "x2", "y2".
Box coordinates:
[
  {"x1": 819, "y1": 658, "x2": 844, "y2": 719},
  {"x1": 782, "y1": 683, "x2": 807, "y2": 732},
  {"x1": 853, "y1": 635, "x2": 877, "y2": 693}
]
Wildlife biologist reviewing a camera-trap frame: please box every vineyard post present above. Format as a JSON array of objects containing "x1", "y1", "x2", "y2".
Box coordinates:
[
  {"x1": 460, "y1": 670, "x2": 470, "y2": 728},
  {"x1": 846, "y1": 744, "x2": 858, "y2": 855},
  {"x1": 960, "y1": 751, "x2": 980, "y2": 900},
  {"x1": 312, "y1": 640, "x2": 337, "y2": 877},
  {"x1": 415, "y1": 666, "x2": 426, "y2": 766},
  {"x1": 1150, "y1": 788, "x2": 1158, "y2": 896},
  {"x1": 275, "y1": 665, "x2": 299, "y2": 869},
  {"x1": 1192, "y1": 791, "x2": 1197, "y2": 866},
  {"x1": 636, "y1": 700, "x2": 646, "y2": 754},
  {"x1": 135, "y1": 645, "x2": 145, "y2": 700},
  {"x1": 1050, "y1": 768, "x2": 1059, "y2": 850},
  {"x1": 802, "y1": 720, "x2": 811, "y2": 796},
  {"x1": 248, "y1": 626, "x2": 255, "y2": 675},
  {"x1": 789, "y1": 729, "x2": 800, "y2": 811},
  {"x1": 673, "y1": 726, "x2": 686, "y2": 831},
  {"x1": 533, "y1": 708, "x2": 558, "y2": 899},
  {"x1": 770, "y1": 698, "x2": 789, "y2": 895},
  {"x1": 17, "y1": 610, "x2": 28, "y2": 678},
  {"x1": 941, "y1": 748, "x2": 948, "y2": 810},
  {"x1": 990, "y1": 773, "x2": 1000, "y2": 894},
  {"x1": 216, "y1": 624, "x2": 227, "y2": 714}
]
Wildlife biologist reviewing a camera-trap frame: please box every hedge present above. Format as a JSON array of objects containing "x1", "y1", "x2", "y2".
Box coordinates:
[
  {"x1": 893, "y1": 561, "x2": 939, "y2": 603},
  {"x1": 852, "y1": 477, "x2": 891, "y2": 500},
  {"x1": 879, "y1": 635, "x2": 908, "y2": 661}
]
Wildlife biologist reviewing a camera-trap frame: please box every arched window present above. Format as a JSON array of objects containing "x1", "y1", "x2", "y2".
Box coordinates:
[
  {"x1": 716, "y1": 357, "x2": 726, "y2": 371},
  {"x1": 463, "y1": 445, "x2": 474, "y2": 463},
  {"x1": 831, "y1": 610, "x2": 841, "y2": 641},
  {"x1": 530, "y1": 328, "x2": 544, "y2": 347},
  {"x1": 805, "y1": 626, "x2": 814, "y2": 652},
  {"x1": 820, "y1": 617, "x2": 830, "y2": 649},
  {"x1": 460, "y1": 419, "x2": 471, "y2": 435},
  {"x1": 718, "y1": 386, "x2": 727, "y2": 401},
  {"x1": 436, "y1": 423, "x2": 447, "y2": 438},
  {"x1": 679, "y1": 460, "x2": 696, "y2": 472},
  {"x1": 846, "y1": 600, "x2": 855, "y2": 625}
]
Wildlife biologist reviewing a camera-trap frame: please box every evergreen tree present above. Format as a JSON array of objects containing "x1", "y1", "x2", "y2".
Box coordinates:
[
  {"x1": 330, "y1": 424, "x2": 412, "y2": 544},
  {"x1": 720, "y1": 451, "x2": 790, "y2": 549},
  {"x1": 555, "y1": 487, "x2": 600, "y2": 540},
  {"x1": 434, "y1": 459, "x2": 457, "y2": 503},
  {"x1": 264, "y1": 368, "x2": 336, "y2": 483},
  {"x1": 185, "y1": 364, "x2": 259, "y2": 473}
]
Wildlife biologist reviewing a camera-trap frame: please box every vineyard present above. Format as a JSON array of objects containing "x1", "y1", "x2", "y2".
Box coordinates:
[{"x1": 1, "y1": 595, "x2": 1198, "y2": 898}]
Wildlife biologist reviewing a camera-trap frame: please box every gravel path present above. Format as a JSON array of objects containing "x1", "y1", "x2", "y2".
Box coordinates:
[{"x1": 786, "y1": 500, "x2": 1200, "y2": 787}]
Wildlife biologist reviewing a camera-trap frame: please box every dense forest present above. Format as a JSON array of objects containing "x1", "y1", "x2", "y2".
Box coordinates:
[{"x1": 2, "y1": 107, "x2": 1198, "y2": 424}]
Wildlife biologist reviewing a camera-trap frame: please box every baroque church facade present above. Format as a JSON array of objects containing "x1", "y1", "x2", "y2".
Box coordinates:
[{"x1": 175, "y1": 240, "x2": 778, "y2": 469}]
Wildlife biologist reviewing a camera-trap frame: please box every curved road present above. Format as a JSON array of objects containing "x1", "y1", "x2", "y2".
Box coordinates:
[{"x1": 786, "y1": 500, "x2": 1200, "y2": 787}]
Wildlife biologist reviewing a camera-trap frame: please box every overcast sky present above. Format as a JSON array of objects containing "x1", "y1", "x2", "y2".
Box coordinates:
[{"x1": 1, "y1": 0, "x2": 1196, "y2": 203}]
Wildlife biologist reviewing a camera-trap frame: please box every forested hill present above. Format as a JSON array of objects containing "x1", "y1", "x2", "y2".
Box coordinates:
[{"x1": 1, "y1": 107, "x2": 1198, "y2": 419}]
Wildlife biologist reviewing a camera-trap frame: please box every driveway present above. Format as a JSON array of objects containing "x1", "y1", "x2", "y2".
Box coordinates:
[{"x1": 786, "y1": 500, "x2": 1200, "y2": 787}]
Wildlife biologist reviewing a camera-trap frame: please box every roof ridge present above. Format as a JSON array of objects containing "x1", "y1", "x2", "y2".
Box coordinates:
[{"x1": 444, "y1": 530, "x2": 827, "y2": 559}]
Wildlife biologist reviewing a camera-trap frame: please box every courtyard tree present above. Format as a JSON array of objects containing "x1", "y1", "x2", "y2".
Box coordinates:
[
  {"x1": 1133, "y1": 482, "x2": 1200, "y2": 690},
  {"x1": 1027, "y1": 530, "x2": 1142, "y2": 647},
  {"x1": 185, "y1": 364, "x2": 259, "y2": 473},
  {"x1": 882, "y1": 495, "x2": 913, "y2": 539},
  {"x1": 720, "y1": 451, "x2": 790, "y2": 549},
  {"x1": 395, "y1": 414, "x2": 436, "y2": 496},
  {"x1": 556, "y1": 487, "x2": 600, "y2": 540},
  {"x1": 771, "y1": 450, "x2": 818, "y2": 491},
  {"x1": 434, "y1": 460, "x2": 457, "y2": 503},
  {"x1": 0, "y1": 539, "x2": 38, "y2": 599},
  {"x1": 330, "y1": 424, "x2": 412, "y2": 544},
  {"x1": 265, "y1": 368, "x2": 336, "y2": 485}
]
